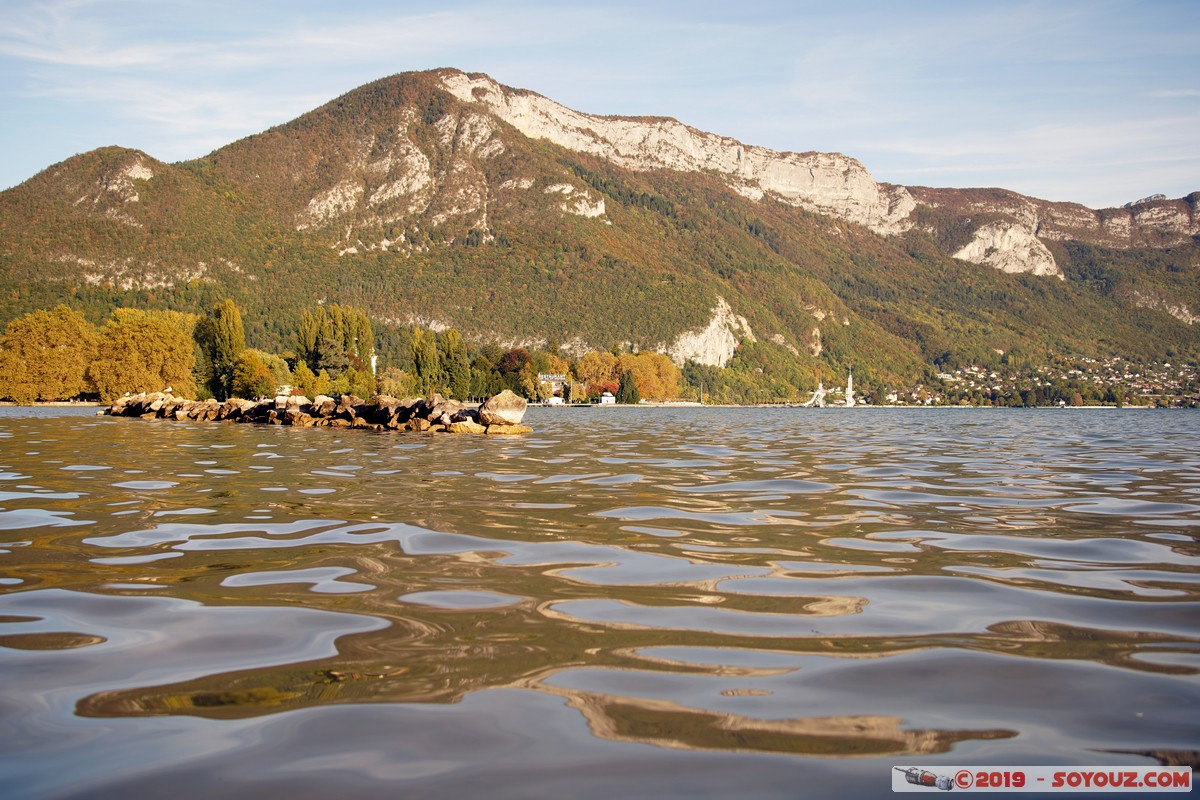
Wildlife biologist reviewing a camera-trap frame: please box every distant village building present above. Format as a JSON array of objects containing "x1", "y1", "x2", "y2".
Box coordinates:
[
  {"x1": 538, "y1": 373, "x2": 567, "y2": 395},
  {"x1": 599, "y1": 391, "x2": 616, "y2": 405}
]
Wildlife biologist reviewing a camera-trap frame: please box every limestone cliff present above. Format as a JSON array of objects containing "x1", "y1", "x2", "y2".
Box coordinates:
[
  {"x1": 914, "y1": 186, "x2": 1200, "y2": 278},
  {"x1": 953, "y1": 223, "x2": 1061, "y2": 278},
  {"x1": 437, "y1": 70, "x2": 1195, "y2": 281},
  {"x1": 666, "y1": 297, "x2": 755, "y2": 367},
  {"x1": 439, "y1": 71, "x2": 915, "y2": 236}
]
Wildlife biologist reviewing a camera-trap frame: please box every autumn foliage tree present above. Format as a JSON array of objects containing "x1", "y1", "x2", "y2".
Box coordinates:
[
  {"x1": 0, "y1": 306, "x2": 98, "y2": 403},
  {"x1": 617, "y1": 352, "x2": 681, "y2": 400},
  {"x1": 231, "y1": 350, "x2": 276, "y2": 399},
  {"x1": 574, "y1": 350, "x2": 618, "y2": 389},
  {"x1": 88, "y1": 311, "x2": 197, "y2": 401}
]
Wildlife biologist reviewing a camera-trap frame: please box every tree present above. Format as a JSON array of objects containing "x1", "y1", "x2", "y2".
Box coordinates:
[
  {"x1": 247, "y1": 349, "x2": 291, "y2": 388},
  {"x1": 0, "y1": 306, "x2": 98, "y2": 403},
  {"x1": 296, "y1": 309, "x2": 322, "y2": 369},
  {"x1": 575, "y1": 350, "x2": 618, "y2": 389},
  {"x1": 297, "y1": 304, "x2": 374, "y2": 376},
  {"x1": 378, "y1": 367, "x2": 420, "y2": 398},
  {"x1": 616, "y1": 369, "x2": 641, "y2": 404},
  {"x1": 312, "y1": 369, "x2": 332, "y2": 397},
  {"x1": 518, "y1": 362, "x2": 548, "y2": 401},
  {"x1": 439, "y1": 329, "x2": 471, "y2": 399},
  {"x1": 195, "y1": 299, "x2": 245, "y2": 400},
  {"x1": 469, "y1": 365, "x2": 501, "y2": 399},
  {"x1": 291, "y1": 361, "x2": 318, "y2": 397},
  {"x1": 342, "y1": 365, "x2": 376, "y2": 398},
  {"x1": 313, "y1": 321, "x2": 349, "y2": 378},
  {"x1": 411, "y1": 328, "x2": 442, "y2": 393},
  {"x1": 231, "y1": 351, "x2": 276, "y2": 399},
  {"x1": 88, "y1": 311, "x2": 196, "y2": 401},
  {"x1": 563, "y1": 381, "x2": 588, "y2": 404},
  {"x1": 615, "y1": 352, "x2": 681, "y2": 400}
]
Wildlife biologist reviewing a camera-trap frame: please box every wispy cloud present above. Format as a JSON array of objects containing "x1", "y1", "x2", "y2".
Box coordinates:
[{"x1": 0, "y1": 0, "x2": 1197, "y2": 205}]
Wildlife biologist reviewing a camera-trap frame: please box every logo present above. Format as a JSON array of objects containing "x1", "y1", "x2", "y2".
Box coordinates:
[{"x1": 895, "y1": 767, "x2": 955, "y2": 791}]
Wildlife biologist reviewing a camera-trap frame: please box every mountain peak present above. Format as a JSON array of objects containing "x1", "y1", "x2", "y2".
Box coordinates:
[{"x1": 1, "y1": 68, "x2": 1196, "y2": 387}]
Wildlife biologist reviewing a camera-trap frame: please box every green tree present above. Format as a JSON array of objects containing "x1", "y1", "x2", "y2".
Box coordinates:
[
  {"x1": 88, "y1": 311, "x2": 197, "y2": 401},
  {"x1": 312, "y1": 313, "x2": 349, "y2": 378},
  {"x1": 469, "y1": 365, "x2": 500, "y2": 400},
  {"x1": 231, "y1": 351, "x2": 276, "y2": 399},
  {"x1": 296, "y1": 309, "x2": 322, "y2": 369},
  {"x1": 439, "y1": 328, "x2": 471, "y2": 399},
  {"x1": 0, "y1": 306, "x2": 98, "y2": 403},
  {"x1": 616, "y1": 369, "x2": 641, "y2": 404},
  {"x1": 312, "y1": 369, "x2": 332, "y2": 397},
  {"x1": 195, "y1": 299, "x2": 245, "y2": 400},
  {"x1": 297, "y1": 305, "x2": 374, "y2": 376},
  {"x1": 411, "y1": 328, "x2": 442, "y2": 393},
  {"x1": 378, "y1": 367, "x2": 420, "y2": 398},
  {"x1": 518, "y1": 362, "x2": 547, "y2": 401},
  {"x1": 291, "y1": 361, "x2": 317, "y2": 397},
  {"x1": 342, "y1": 365, "x2": 376, "y2": 398}
]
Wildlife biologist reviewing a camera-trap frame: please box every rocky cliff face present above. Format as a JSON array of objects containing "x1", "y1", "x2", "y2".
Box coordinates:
[
  {"x1": 438, "y1": 71, "x2": 915, "y2": 236},
  {"x1": 952, "y1": 223, "x2": 1062, "y2": 278},
  {"x1": 667, "y1": 297, "x2": 755, "y2": 367},
  {"x1": 913, "y1": 186, "x2": 1200, "y2": 277},
  {"x1": 436, "y1": 70, "x2": 1195, "y2": 281}
]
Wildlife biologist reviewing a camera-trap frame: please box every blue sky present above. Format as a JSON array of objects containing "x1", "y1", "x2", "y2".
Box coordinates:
[{"x1": 1, "y1": 0, "x2": 1197, "y2": 208}]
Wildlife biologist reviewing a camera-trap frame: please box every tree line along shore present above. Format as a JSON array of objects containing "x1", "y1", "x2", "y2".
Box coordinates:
[
  {"x1": 0, "y1": 300, "x2": 678, "y2": 407},
  {"x1": 2, "y1": 299, "x2": 1194, "y2": 408}
]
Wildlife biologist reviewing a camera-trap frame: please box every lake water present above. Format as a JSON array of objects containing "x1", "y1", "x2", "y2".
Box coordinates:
[{"x1": 1, "y1": 406, "x2": 1198, "y2": 798}]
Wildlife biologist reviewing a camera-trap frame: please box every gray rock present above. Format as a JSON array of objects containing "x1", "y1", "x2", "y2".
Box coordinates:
[{"x1": 479, "y1": 390, "x2": 527, "y2": 426}]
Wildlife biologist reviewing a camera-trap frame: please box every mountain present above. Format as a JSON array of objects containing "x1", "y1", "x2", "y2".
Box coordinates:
[{"x1": 1, "y1": 68, "x2": 1197, "y2": 394}]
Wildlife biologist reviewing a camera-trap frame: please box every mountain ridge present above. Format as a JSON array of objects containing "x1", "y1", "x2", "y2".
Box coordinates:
[
  {"x1": 432, "y1": 69, "x2": 1198, "y2": 275},
  {"x1": 1, "y1": 68, "x2": 1196, "y2": 397}
]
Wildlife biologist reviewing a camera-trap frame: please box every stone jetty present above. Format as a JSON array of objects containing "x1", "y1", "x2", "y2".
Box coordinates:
[{"x1": 103, "y1": 389, "x2": 531, "y2": 434}]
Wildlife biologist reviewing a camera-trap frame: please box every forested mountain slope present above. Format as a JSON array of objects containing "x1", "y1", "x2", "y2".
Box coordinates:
[{"x1": 1, "y1": 69, "x2": 1196, "y2": 393}]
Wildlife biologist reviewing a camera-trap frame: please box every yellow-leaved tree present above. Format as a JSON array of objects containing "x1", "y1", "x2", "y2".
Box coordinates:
[
  {"x1": 0, "y1": 306, "x2": 98, "y2": 403},
  {"x1": 617, "y1": 352, "x2": 681, "y2": 401},
  {"x1": 87, "y1": 310, "x2": 197, "y2": 401}
]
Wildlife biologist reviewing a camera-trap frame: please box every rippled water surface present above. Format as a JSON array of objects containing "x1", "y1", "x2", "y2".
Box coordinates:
[{"x1": 2, "y1": 406, "x2": 1198, "y2": 798}]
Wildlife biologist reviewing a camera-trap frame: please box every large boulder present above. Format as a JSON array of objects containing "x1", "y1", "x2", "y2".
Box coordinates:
[{"x1": 479, "y1": 390, "x2": 527, "y2": 426}]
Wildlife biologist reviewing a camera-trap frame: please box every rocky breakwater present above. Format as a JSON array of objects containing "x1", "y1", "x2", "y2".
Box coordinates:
[{"x1": 103, "y1": 389, "x2": 532, "y2": 434}]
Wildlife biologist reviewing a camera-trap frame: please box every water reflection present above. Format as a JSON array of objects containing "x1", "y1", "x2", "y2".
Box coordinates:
[{"x1": 1, "y1": 407, "x2": 1198, "y2": 798}]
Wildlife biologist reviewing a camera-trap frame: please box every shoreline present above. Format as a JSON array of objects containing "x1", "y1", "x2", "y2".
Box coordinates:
[
  {"x1": 1, "y1": 399, "x2": 1176, "y2": 411},
  {"x1": 0, "y1": 401, "x2": 103, "y2": 407},
  {"x1": 540, "y1": 402, "x2": 1165, "y2": 410}
]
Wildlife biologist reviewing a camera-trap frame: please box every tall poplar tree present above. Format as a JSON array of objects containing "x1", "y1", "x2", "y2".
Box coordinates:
[
  {"x1": 296, "y1": 304, "x2": 373, "y2": 376},
  {"x1": 439, "y1": 329, "x2": 470, "y2": 399},
  {"x1": 195, "y1": 299, "x2": 245, "y2": 400},
  {"x1": 411, "y1": 328, "x2": 442, "y2": 394}
]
